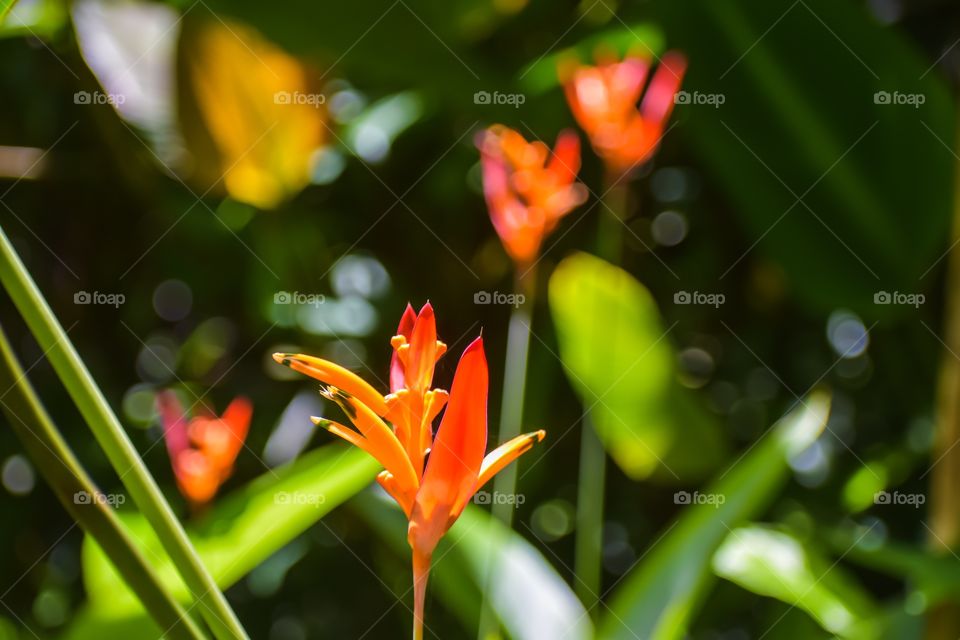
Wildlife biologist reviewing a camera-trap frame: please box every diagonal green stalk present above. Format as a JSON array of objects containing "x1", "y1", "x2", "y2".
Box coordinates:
[
  {"x1": 0, "y1": 226, "x2": 248, "y2": 640},
  {"x1": 574, "y1": 177, "x2": 628, "y2": 613},
  {"x1": 0, "y1": 323, "x2": 207, "y2": 640}
]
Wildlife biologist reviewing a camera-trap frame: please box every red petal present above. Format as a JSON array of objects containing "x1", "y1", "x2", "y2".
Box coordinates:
[
  {"x1": 409, "y1": 337, "x2": 487, "y2": 555},
  {"x1": 640, "y1": 51, "x2": 687, "y2": 126},
  {"x1": 156, "y1": 390, "x2": 189, "y2": 460},
  {"x1": 390, "y1": 303, "x2": 417, "y2": 392},
  {"x1": 405, "y1": 302, "x2": 438, "y2": 393}
]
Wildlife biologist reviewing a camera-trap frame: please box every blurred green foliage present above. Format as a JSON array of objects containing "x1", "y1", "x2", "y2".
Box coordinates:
[{"x1": 0, "y1": 0, "x2": 959, "y2": 638}]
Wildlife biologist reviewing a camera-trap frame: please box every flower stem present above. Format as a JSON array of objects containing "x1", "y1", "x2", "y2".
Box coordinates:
[
  {"x1": 0, "y1": 226, "x2": 248, "y2": 640},
  {"x1": 412, "y1": 550, "x2": 432, "y2": 640},
  {"x1": 926, "y1": 122, "x2": 960, "y2": 640},
  {"x1": 476, "y1": 268, "x2": 535, "y2": 639},
  {"x1": 574, "y1": 176, "x2": 629, "y2": 612},
  {"x1": 0, "y1": 322, "x2": 208, "y2": 640},
  {"x1": 490, "y1": 267, "x2": 536, "y2": 528}
]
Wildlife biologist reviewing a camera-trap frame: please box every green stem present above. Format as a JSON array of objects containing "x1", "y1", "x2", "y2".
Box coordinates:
[
  {"x1": 926, "y1": 118, "x2": 960, "y2": 640},
  {"x1": 0, "y1": 323, "x2": 207, "y2": 640},
  {"x1": 574, "y1": 177, "x2": 629, "y2": 613},
  {"x1": 574, "y1": 416, "x2": 606, "y2": 610},
  {"x1": 0, "y1": 227, "x2": 248, "y2": 640},
  {"x1": 476, "y1": 268, "x2": 536, "y2": 639},
  {"x1": 490, "y1": 268, "x2": 536, "y2": 527}
]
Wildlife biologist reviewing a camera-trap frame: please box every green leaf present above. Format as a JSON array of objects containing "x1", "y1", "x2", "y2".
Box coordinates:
[
  {"x1": 653, "y1": 0, "x2": 954, "y2": 317},
  {"x1": 81, "y1": 444, "x2": 378, "y2": 616},
  {"x1": 826, "y1": 524, "x2": 960, "y2": 607},
  {"x1": 599, "y1": 391, "x2": 831, "y2": 640},
  {"x1": 354, "y1": 494, "x2": 593, "y2": 640},
  {"x1": 713, "y1": 525, "x2": 880, "y2": 638},
  {"x1": 549, "y1": 252, "x2": 725, "y2": 481}
]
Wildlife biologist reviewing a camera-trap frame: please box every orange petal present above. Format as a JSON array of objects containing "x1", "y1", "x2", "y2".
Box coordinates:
[
  {"x1": 220, "y1": 396, "x2": 252, "y2": 460},
  {"x1": 476, "y1": 430, "x2": 546, "y2": 489},
  {"x1": 405, "y1": 303, "x2": 439, "y2": 393},
  {"x1": 409, "y1": 337, "x2": 487, "y2": 556},
  {"x1": 322, "y1": 388, "x2": 419, "y2": 495},
  {"x1": 173, "y1": 449, "x2": 220, "y2": 505},
  {"x1": 273, "y1": 353, "x2": 388, "y2": 415}
]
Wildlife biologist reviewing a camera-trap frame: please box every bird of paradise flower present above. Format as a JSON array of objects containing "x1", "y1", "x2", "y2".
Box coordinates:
[{"x1": 274, "y1": 302, "x2": 545, "y2": 639}]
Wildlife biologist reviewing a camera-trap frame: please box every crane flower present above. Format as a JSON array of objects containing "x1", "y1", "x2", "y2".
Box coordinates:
[
  {"x1": 562, "y1": 50, "x2": 687, "y2": 176},
  {"x1": 157, "y1": 391, "x2": 252, "y2": 507},
  {"x1": 478, "y1": 125, "x2": 587, "y2": 269},
  {"x1": 273, "y1": 302, "x2": 545, "y2": 639}
]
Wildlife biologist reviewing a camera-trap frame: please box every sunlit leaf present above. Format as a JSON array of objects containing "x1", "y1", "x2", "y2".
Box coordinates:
[
  {"x1": 80, "y1": 445, "x2": 378, "y2": 618},
  {"x1": 354, "y1": 493, "x2": 593, "y2": 640},
  {"x1": 177, "y1": 15, "x2": 328, "y2": 209},
  {"x1": 600, "y1": 392, "x2": 830, "y2": 640},
  {"x1": 549, "y1": 251, "x2": 725, "y2": 481},
  {"x1": 713, "y1": 525, "x2": 880, "y2": 637}
]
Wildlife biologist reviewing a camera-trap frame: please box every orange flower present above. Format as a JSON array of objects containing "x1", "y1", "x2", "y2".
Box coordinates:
[
  {"x1": 562, "y1": 50, "x2": 687, "y2": 175},
  {"x1": 157, "y1": 391, "x2": 252, "y2": 506},
  {"x1": 478, "y1": 125, "x2": 587, "y2": 268},
  {"x1": 273, "y1": 303, "x2": 545, "y2": 639}
]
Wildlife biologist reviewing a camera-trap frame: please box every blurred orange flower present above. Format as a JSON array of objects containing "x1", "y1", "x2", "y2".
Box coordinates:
[
  {"x1": 157, "y1": 391, "x2": 252, "y2": 506},
  {"x1": 478, "y1": 125, "x2": 587, "y2": 268},
  {"x1": 562, "y1": 50, "x2": 687, "y2": 176},
  {"x1": 274, "y1": 302, "x2": 545, "y2": 639}
]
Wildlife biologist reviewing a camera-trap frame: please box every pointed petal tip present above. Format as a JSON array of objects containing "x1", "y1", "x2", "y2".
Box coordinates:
[{"x1": 272, "y1": 352, "x2": 290, "y2": 365}]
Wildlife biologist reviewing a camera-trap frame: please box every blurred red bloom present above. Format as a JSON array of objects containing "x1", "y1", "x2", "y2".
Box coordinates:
[
  {"x1": 562, "y1": 50, "x2": 687, "y2": 175},
  {"x1": 478, "y1": 125, "x2": 587, "y2": 268},
  {"x1": 157, "y1": 391, "x2": 252, "y2": 506},
  {"x1": 274, "y1": 303, "x2": 545, "y2": 639}
]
